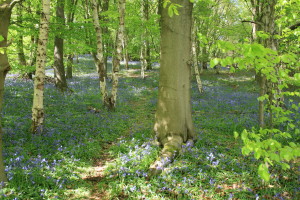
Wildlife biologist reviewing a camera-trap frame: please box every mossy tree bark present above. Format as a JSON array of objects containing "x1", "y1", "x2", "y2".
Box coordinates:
[
  {"x1": 31, "y1": 0, "x2": 50, "y2": 134},
  {"x1": 0, "y1": 0, "x2": 24, "y2": 184},
  {"x1": 150, "y1": 0, "x2": 196, "y2": 175},
  {"x1": 53, "y1": 0, "x2": 68, "y2": 92}
]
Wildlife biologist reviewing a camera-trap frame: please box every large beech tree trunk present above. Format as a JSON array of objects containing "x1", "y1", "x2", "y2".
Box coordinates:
[
  {"x1": 0, "y1": 1, "x2": 12, "y2": 185},
  {"x1": 0, "y1": 0, "x2": 24, "y2": 184},
  {"x1": 150, "y1": 0, "x2": 196, "y2": 175},
  {"x1": 31, "y1": 0, "x2": 50, "y2": 134},
  {"x1": 53, "y1": 0, "x2": 68, "y2": 92}
]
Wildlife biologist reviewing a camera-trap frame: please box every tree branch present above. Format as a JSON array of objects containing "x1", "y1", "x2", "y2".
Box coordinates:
[
  {"x1": 289, "y1": 22, "x2": 300, "y2": 30},
  {"x1": 9, "y1": 0, "x2": 23, "y2": 8}
]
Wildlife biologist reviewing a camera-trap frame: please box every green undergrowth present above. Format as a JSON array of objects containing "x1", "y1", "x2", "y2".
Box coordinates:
[{"x1": 1, "y1": 60, "x2": 299, "y2": 199}]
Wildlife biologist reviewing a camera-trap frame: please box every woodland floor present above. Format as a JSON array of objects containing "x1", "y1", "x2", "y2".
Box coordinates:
[{"x1": 1, "y1": 56, "x2": 299, "y2": 199}]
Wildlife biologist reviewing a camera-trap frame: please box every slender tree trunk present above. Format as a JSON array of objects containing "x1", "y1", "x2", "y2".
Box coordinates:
[
  {"x1": 66, "y1": 54, "x2": 73, "y2": 79},
  {"x1": 29, "y1": 35, "x2": 38, "y2": 67},
  {"x1": 31, "y1": 0, "x2": 50, "y2": 134},
  {"x1": 111, "y1": 0, "x2": 126, "y2": 109},
  {"x1": 100, "y1": 0, "x2": 109, "y2": 73},
  {"x1": 91, "y1": 0, "x2": 108, "y2": 105},
  {"x1": 150, "y1": 0, "x2": 196, "y2": 175},
  {"x1": 192, "y1": 17, "x2": 203, "y2": 93},
  {"x1": 53, "y1": 0, "x2": 68, "y2": 91},
  {"x1": 66, "y1": 0, "x2": 78, "y2": 79},
  {"x1": 144, "y1": 0, "x2": 151, "y2": 70},
  {"x1": 123, "y1": 35, "x2": 129, "y2": 69},
  {"x1": 251, "y1": 0, "x2": 278, "y2": 128},
  {"x1": 16, "y1": 5, "x2": 27, "y2": 67}
]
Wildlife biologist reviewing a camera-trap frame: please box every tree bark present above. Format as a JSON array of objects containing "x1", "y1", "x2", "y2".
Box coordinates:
[
  {"x1": 31, "y1": 0, "x2": 50, "y2": 134},
  {"x1": 66, "y1": 0, "x2": 78, "y2": 79},
  {"x1": 150, "y1": 0, "x2": 196, "y2": 175},
  {"x1": 192, "y1": 17, "x2": 203, "y2": 93},
  {"x1": 91, "y1": 0, "x2": 108, "y2": 105},
  {"x1": 0, "y1": 0, "x2": 24, "y2": 184},
  {"x1": 251, "y1": 0, "x2": 278, "y2": 128},
  {"x1": 111, "y1": 0, "x2": 126, "y2": 109},
  {"x1": 53, "y1": 0, "x2": 68, "y2": 92}
]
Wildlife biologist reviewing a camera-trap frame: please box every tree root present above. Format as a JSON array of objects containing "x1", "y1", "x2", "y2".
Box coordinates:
[{"x1": 148, "y1": 139, "x2": 195, "y2": 177}]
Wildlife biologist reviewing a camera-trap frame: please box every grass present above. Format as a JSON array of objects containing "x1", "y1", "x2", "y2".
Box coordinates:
[{"x1": 1, "y1": 58, "x2": 299, "y2": 200}]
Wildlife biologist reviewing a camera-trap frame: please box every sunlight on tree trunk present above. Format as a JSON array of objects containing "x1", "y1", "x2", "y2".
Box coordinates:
[
  {"x1": 31, "y1": 0, "x2": 50, "y2": 134},
  {"x1": 192, "y1": 17, "x2": 203, "y2": 93},
  {"x1": 91, "y1": 0, "x2": 108, "y2": 105},
  {"x1": 150, "y1": 0, "x2": 196, "y2": 176},
  {"x1": 111, "y1": 0, "x2": 126, "y2": 109}
]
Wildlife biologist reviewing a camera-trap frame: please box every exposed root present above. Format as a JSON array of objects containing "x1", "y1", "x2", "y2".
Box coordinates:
[{"x1": 148, "y1": 139, "x2": 195, "y2": 177}]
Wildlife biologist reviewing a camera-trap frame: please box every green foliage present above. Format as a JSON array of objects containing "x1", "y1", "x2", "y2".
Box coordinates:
[{"x1": 163, "y1": 0, "x2": 182, "y2": 17}]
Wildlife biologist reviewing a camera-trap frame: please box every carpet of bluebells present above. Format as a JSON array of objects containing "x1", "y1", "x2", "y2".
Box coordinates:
[{"x1": 1, "y1": 56, "x2": 299, "y2": 199}]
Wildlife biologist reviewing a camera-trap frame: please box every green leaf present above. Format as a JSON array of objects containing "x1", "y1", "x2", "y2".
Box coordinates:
[
  {"x1": 269, "y1": 153, "x2": 280, "y2": 162},
  {"x1": 280, "y1": 162, "x2": 290, "y2": 170},
  {"x1": 241, "y1": 129, "x2": 248, "y2": 141},
  {"x1": 258, "y1": 163, "x2": 270, "y2": 182},
  {"x1": 173, "y1": 7, "x2": 179, "y2": 16},
  {"x1": 210, "y1": 58, "x2": 219, "y2": 68},
  {"x1": 234, "y1": 131, "x2": 239, "y2": 139},
  {"x1": 0, "y1": 35, "x2": 3, "y2": 42},
  {"x1": 163, "y1": 0, "x2": 170, "y2": 8},
  {"x1": 168, "y1": 6, "x2": 174, "y2": 17}
]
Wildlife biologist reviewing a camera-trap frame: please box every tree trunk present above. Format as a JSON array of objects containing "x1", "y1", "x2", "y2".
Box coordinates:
[
  {"x1": 150, "y1": 0, "x2": 196, "y2": 175},
  {"x1": 111, "y1": 0, "x2": 126, "y2": 109},
  {"x1": 192, "y1": 17, "x2": 203, "y2": 93},
  {"x1": 66, "y1": 54, "x2": 73, "y2": 79},
  {"x1": 251, "y1": 0, "x2": 278, "y2": 128},
  {"x1": 53, "y1": 0, "x2": 68, "y2": 92},
  {"x1": 16, "y1": 5, "x2": 27, "y2": 67},
  {"x1": 66, "y1": 0, "x2": 79, "y2": 79},
  {"x1": 0, "y1": 0, "x2": 24, "y2": 184},
  {"x1": 31, "y1": 0, "x2": 50, "y2": 134},
  {"x1": 91, "y1": 0, "x2": 108, "y2": 105},
  {"x1": 144, "y1": 0, "x2": 151, "y2": 70},
  {"x1": 100, "y1": 0, "x2": 109, "y2": 73},
  {"x1": 123, "y1": 35, "x2": 129, "y2": 70}
]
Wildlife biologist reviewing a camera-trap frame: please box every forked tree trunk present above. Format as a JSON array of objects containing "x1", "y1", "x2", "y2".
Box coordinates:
[
  {"x1": 150, "y1": 0, "x2": 196, "y2": 175},
  {"x1": 53, "y1": 0, "x2": 68, "y2": 92},
  {"x1": 31, "y1": 0, "x2": 50, "y2": 134},
  {"x1": 91, "y1": 0, "x2": 108, "y2": 104},
  {"x1": 111, "y1": 0, "x2": 126, "y2": 109}
]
